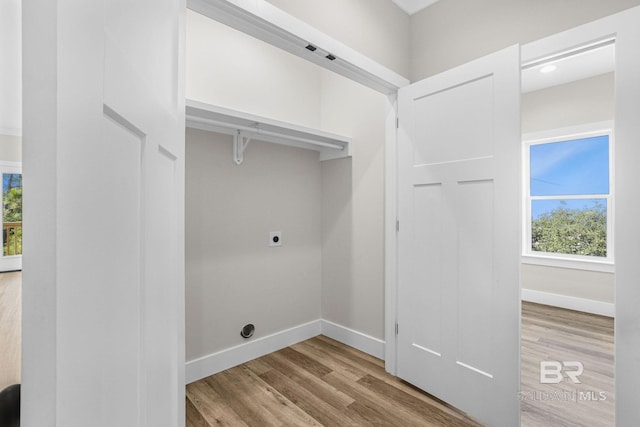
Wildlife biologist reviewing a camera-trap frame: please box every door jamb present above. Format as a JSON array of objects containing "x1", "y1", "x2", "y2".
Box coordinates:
[{"x1": 384, "y1": 93, "x2": 399, "y2": 375}]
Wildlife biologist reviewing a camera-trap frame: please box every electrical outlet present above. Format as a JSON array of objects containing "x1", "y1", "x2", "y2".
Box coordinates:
[{"x1": 269, "y1": 231, "x2": 282, "y2": 247}]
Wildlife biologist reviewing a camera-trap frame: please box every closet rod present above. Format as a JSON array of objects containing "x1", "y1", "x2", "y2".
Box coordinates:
[{"x1": 188, "y1": 116, "x2": 345, "y2": 151}]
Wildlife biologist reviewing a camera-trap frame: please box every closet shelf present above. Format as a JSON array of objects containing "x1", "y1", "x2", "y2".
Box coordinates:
[{"x1": 186, "y1": 99, "x2": 352, "y2": 164}]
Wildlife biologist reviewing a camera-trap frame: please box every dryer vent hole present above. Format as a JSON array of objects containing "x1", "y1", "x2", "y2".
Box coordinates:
[{"x1": 240, "y1": 324, "x2": 255, "y2": 339}]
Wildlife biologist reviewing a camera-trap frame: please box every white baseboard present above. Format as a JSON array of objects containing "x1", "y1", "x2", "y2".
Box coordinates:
[
  {"x1": 320, "y1": 320, "x2": 385, "y2": 360},
  {"x1": 522, "y1": 289, "x2": 614, "y2": 317},
  {"x1": 186, "y1": 320, "x2": 322, "y2": 384},
  {"x1": 185, "y1": 319, "x2": 386, "y2": 384}
]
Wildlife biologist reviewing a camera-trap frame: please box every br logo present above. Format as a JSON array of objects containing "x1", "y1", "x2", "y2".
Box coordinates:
[{"x1": 540, "y1": 361, "x2": 584, "y2": 384}]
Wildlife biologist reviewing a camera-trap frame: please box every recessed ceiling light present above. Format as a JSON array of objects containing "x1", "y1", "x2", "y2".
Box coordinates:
[{"x1": 540, "y1": 64, "x2": 557, "y2": 74}]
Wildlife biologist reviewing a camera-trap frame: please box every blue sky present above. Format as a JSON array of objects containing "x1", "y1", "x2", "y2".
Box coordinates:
[
  {"x1": 2, "y1": 173, "x2": 22, "y2": 192},
  {"x1": 530, "y1": 135, "x2": 608, "y2": 219}
]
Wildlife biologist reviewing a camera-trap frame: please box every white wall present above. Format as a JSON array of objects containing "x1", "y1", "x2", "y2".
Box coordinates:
[
  {"x1": 186, "y1": 10, "x2": 322, "y2": 128},
  {"x1": 521, "y1": 74, "x2": 615, "y2": 310},
  {"x1": 410, "y1": 0, "x2": 640, "y2": 81},
  {"x1": 185, "y1": 128, "x2": 322, "y2": 361},
  {"x1": 0, "y1": 135, "x2": 22, "y2": 163},
  {"x1": 185, "y1": 10, "x2": 389, "y2": 368},
  {"x1": 521, "y1": 264, "x2": 614, "y2": 304},
  {"x1": 1, "y1": 0, "x2": 22, "y2": 162},
  {"x1": 0, "y1": 0, "x2": 22, "y2": 137},
  {"x1": 266, "y1": 0, "x2": 410, "y2": 78},
  {"x1": 522, "y1": 73, "x2": 614, "y2": 134}
]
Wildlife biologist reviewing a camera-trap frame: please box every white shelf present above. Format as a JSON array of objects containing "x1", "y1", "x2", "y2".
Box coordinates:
[{"x1": 186, "y1": 99, "x2": 352, "y2": 164}]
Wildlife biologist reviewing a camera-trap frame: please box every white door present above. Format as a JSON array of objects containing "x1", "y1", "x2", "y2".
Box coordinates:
[
  {"x1": 397, "y1": 46, "x2": 521, "y2": 426},
  {"x1": 0, "y1": 162, "x2": 22, "y2": 272},
  {"x1": 22, "y1": 1, "x2": 185, "y2": 426}
]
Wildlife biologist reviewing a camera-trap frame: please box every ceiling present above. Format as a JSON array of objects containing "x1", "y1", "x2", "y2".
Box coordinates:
[
  {"x1": 521, "y1": 42, "x2": 615, "y2": 93},
  {"x1": 391, "y1": 0, "x2": 441, "y2": 15}
]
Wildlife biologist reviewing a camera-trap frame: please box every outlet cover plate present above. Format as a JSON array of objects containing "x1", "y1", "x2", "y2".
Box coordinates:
[{"x1": 269, "y1": 231, "x2": 282, "y2": 247}]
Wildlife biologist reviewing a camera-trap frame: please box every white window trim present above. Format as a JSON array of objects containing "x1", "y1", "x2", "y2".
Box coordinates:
[{"x1": 522, "y1": 121, "x2": 614, "y2": 273}]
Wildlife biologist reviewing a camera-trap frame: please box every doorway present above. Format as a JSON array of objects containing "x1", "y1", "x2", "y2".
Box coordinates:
[
  {"x1": 520, "y1": 40, "x2": 616, "y2": 426},
  {"x1": 0, "y1": 0, "x2": 22, "y2": 398},
  {"x1": 0, "y1": 166, "x2": 22, "y2": 391},
  {"x1": 389, "y1": 9, "x2": 640, "y2": 425}
]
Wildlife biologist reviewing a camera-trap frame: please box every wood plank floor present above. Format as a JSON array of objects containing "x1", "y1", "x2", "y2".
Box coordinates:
[
  {"x1": 188, "y1": 304, "x2": 615, "y2": 426},
  {"x1": 186, "y1": 335, "x2": 483, "y2": 426},
  {"x1": 0, "y1": 271, "x2": 21, "y2": 391},
  {"x1": 521, "y1": 301, "x2": 614, "y2": 427}
]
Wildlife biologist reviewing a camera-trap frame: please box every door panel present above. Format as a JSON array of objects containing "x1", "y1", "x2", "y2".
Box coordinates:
[
  {"x1": 412, "y1": 184, "x2": 444, "y2": 356},
  {"x1": 397, "y1": 46, "x2": 521, "y2": 426},
  {"x1": 457, "y1": 179, "x2": 493, "y2": 376},
  {"x1": 413, "y1": 76, "x2": 493, "y2": 165}
]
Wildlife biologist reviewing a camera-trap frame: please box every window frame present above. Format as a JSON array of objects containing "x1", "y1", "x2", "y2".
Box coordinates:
[
  {"x1": 0, "y1": 161, "x2": 23, "y2": 264},
  {"x1": 522, "y1": 121, "x2": 614, "y2": 273}
]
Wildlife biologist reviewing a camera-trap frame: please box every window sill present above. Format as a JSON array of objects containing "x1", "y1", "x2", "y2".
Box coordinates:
[{"x1": 521, "y1": 254, "x2": 614, "y2": 273}]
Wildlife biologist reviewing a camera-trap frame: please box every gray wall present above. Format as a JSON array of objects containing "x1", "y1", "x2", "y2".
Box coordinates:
[
  {"x1": 186, "y1": 128, "x2": 322, "y2": 360},
  {"x1": 320, "y1": 70, "x2": 386, "y2": 340},
  {"x1": 410, "y1": 0, "x2": 640, "y2": 81}
]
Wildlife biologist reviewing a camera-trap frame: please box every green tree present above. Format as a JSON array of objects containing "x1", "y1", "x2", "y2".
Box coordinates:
[
  {"x1": 4, "y1": 186, "x2": 22, "y2": 222},
  {"x1": 3, "y1": 173, "x2": 22, "y2": 256},
  {"x1": 531, "y1": 202, "x2": 607, "y2": 257}
]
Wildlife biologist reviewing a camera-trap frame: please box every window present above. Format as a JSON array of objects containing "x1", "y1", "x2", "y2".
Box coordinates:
[
  {"x1": 2, "y1": 172, "x2": 22, "y2": 256},
  {"x1": 523, "y1": 123, "x2": 613, "y2": 270}
]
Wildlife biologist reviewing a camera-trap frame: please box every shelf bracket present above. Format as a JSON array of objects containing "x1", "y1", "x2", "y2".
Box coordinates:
[{"x1": 233, "y1": 131, "x2": 252, "y2": 165}]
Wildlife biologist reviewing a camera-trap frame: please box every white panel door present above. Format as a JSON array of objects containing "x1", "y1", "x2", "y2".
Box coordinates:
[
  {"x1": 397, "y1": 46, "x2": 521, "y2": 426},
  {"x1": 22, "y1": 0, "x2": 185, "y2": 426}
]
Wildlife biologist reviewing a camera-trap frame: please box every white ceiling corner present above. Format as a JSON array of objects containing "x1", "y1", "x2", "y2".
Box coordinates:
[{"x1": 391, "y1": 0, "x2": 441, "y2": 16}]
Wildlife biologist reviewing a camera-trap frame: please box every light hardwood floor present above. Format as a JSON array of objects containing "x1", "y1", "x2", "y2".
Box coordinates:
[
  {"x1": 0, "y1": 271, "x2": 21, "y2": 391},
  {"x1": 186, "y1": 335, "x2": 483, "y2": 426},
  {"x1": 188, "y1": 304, "x2": 614, "y2": 426},
  {"x1": 521, "y1": 301, "x2": 614, "y2": 427}
]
